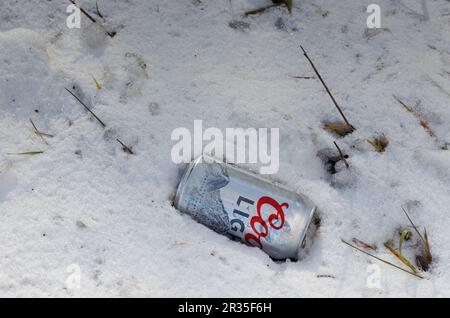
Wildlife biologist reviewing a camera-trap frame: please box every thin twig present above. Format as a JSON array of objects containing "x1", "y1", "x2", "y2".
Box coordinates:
[
  {"x1": 65, "y1": 88, "x2": 135, "y2": 155},
  {"x1": 333, "y1": 141, "x2": 349, "y2": 168},
  {"x1": 65, "y1": 88, "x2": 107, "y2": 128},
  {"x1": 116, "y1": 139, "x2": 135, "y2": 155},
  {"x1": 342, "y1": 239, "x2": 423, "y2": 279},
  {"x1": 300, "y1": 46, "x2": 353, "y2": 129}
]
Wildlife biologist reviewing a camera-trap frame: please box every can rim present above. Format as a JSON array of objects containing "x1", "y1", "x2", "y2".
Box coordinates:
[
  {"x1": 173, "y1": 155, "x2": 203, "y2": 210},
  {"x1": 296, "y1": 205, "x2": 317, "y2": 256}
]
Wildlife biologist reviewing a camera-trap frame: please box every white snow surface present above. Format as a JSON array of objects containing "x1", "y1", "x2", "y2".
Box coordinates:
[{"x1": 0, "y1": 0, "x2": 449, "y2": 297}]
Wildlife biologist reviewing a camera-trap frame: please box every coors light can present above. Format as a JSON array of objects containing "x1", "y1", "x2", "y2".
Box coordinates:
[{"x1": 174, "y1": 155, "x2": 317, "y2": 260}]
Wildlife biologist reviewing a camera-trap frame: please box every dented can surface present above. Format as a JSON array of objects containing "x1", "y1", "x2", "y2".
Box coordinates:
[{"x1": 174, "y1": 155, "x2": 317, "y2": 260}]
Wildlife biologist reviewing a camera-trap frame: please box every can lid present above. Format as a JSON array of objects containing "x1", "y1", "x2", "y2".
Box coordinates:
[
  {"x1": 173, "y1": 155, "x2": 203, "y2": 210},
  {"x1": 295, "y1": 205, "x2": 318, "y2": 259}
]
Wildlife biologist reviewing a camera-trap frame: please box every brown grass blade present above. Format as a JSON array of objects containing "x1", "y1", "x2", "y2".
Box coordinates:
[
  {"x1": 352, "y1": 238, "x2": 377, "y2": 251},
  {"x1": 393, "y1": 95, "x2": 435, "y2": 137},
  {"x1": 30, "y1": 119, "x2": 53, "y2": 145},
  {"x1": 384, "y1": 243, "x2": 418, "y2": 274}
]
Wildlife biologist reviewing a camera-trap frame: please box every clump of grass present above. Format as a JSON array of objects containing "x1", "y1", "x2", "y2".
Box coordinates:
[
  {"x1": 367, "y1": 134, "x2": 389, "y2": 152},
  {"x1": 322, "y1": 123, "x2": 354, "y2": 137},
  {"x1": 343, "y1": 207, "x2": 433, "y2": 279},
  {"x1": 342, "y1": 239, "x2": 423, "y2": 279}
]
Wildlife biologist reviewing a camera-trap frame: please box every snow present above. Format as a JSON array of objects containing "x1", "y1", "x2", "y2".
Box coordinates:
[{"x1": 0, "y1": 0, "x2": 449, "y2": 297}]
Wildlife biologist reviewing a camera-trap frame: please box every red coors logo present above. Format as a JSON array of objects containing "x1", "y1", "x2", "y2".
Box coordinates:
[{"x1": 244, "y1": 196, "x2": 288, "y2": 248}]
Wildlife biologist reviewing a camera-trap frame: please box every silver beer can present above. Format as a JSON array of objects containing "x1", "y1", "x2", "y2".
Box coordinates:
[{"x1": 174, "y1": 155, "x2": 317, "y2": 260}]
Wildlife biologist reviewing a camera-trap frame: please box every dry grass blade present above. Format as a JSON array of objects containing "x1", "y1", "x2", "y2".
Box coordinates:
[
  {"x1": 95, "y1": 0, "x2": 104, "y2": 18},
  {"x1": 7, "y1": 151, "x2": 44, "y2": 156},
  {"x1": 402, "y1": 207, "x2": 426, "y2": 246},
  {"x1": 333, "y1": 141, "x2": 349, "y2": 168},
  {"x1": 393, "y1": 95, "x2": 435, "y2": 137},
  {"x1": 342, "y1": 239, "x2": 423, "y2": 279},
  {"x1": 352, "y1": 238, "x2": 377, "y2": 251},
  {"x1": 291, "y1": 76, "x2": 316, "y2": 80},
  {"x1": 30, "y1": 119, "x2": 53, "y2": 145},
  {"x1": 92, "y1": 76, "x2": 102, "y2": 90},
  {"x1": 244, "y1": 4, "x2": 280, "y2": 16},
  {"x1": 65, "y1": 88, "x2": 107, "y2": 128},
  {"x1": 300, "y1": 46, "x2": 354, "y2": 130},
  {"x1": 384, "y1": 243, "x2": 418, "y2": 274}
]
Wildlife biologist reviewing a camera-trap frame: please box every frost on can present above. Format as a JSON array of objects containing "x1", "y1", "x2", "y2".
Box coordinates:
[{"x1": 174, "y1": 155, "x2": 318, "y2": 260}]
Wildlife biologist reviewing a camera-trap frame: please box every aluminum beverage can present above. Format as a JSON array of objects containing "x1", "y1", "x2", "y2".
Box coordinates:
[{"x1": 174, "y1": 155, "x2": 317, "y2": 260}]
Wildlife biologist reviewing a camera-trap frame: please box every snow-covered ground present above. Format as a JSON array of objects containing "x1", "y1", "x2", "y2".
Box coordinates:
[{"x1": 0, "y1": 0, "x2": 449, "y2": 297}]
